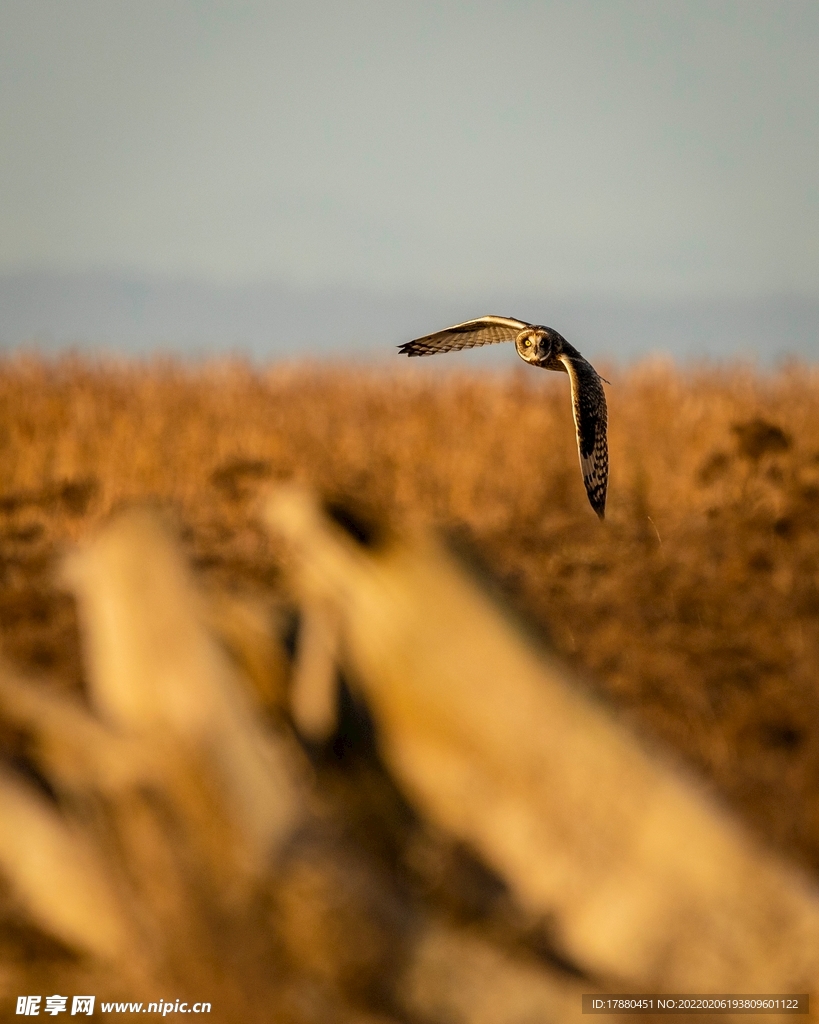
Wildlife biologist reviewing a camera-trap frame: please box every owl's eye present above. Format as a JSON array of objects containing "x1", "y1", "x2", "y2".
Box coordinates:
[{"x1": 523, "y1": 338, "x2": 533, "y2": 347}]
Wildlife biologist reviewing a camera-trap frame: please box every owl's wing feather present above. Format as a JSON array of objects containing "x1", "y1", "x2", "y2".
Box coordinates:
[
  {"x1": 558, "y1": 352, "x2": 608, "y2": 519},
  {"x1": 399, "y1": 315, "x2": 529, "y2": 356}
]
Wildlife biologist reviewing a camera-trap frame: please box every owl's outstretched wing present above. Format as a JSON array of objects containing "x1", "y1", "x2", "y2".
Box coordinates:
[
  {"x1": 558, "y1": 353, "x2": 609, "y2": 519},
  {"x1": 399, "y1": 315, "x2": 529, "y2": 356}
]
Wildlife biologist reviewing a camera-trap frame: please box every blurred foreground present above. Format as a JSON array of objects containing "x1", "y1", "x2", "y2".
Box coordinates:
[{"x1": 1, "y1": 357, "x2": 819, "y2": 1018}]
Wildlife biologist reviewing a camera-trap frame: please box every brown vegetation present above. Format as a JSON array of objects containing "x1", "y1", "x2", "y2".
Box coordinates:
[{"x1": 1, "y1": 354, "x2": 819, "y2": 1015}]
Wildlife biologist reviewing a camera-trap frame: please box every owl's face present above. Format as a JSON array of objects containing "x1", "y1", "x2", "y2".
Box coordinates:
[{"x1": 515, "y1": 327, "x2": 554, "y2": 365}]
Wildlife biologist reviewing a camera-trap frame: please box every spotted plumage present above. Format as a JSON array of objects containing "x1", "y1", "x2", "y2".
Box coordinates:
[{"x1": 399, "y1": 315, "x2": 609, "y2": 519}]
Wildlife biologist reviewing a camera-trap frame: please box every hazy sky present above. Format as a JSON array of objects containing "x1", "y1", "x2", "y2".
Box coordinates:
[{"x1": 2, "y1": 1, "x2": 817, "y2": 299}]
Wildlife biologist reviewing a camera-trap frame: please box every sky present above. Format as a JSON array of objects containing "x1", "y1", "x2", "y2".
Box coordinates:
[{"x1": 1, "y1": 1, "x2": 817, "y2": 357}]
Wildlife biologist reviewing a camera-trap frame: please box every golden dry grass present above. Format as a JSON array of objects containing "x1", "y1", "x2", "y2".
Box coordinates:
[{"x1": 2, "y1": 351, "x2": 819, "y2": 885}]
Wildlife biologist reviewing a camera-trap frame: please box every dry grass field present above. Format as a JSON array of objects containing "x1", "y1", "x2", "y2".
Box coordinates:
[{"x1": 1, "y1": 353, "x2": 819, "y2": 1014}]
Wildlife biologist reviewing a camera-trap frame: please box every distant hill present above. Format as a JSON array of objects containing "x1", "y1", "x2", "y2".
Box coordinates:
[{"x1": 1, "y1": 271, "x2": 817, "y2": 363}]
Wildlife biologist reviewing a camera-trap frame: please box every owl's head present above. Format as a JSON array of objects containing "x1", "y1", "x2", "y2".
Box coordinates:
[{"x1": 514, "y1": 326, "x2": 561, "y2": 365}]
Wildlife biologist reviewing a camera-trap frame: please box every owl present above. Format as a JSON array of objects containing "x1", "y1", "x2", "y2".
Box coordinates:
[{"x1": 399, "y1": 315, "x2": 608, "y2": 519}]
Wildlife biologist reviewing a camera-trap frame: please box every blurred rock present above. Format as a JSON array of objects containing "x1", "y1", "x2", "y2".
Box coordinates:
[
  {"x1": 265, "y1": 484, "x2": 819, "y2": 990},
  {"x1": 62, "y1": 507, "x2": 301, "y2": 887}
]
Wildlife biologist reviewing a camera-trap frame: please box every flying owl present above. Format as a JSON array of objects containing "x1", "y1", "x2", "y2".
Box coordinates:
[{"x1": 399, "y1": 315, "x2": 608, "y2": 519}]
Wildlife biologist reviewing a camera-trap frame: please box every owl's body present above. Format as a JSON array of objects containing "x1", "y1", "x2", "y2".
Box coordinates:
[{"x1": 399, "y1": 315, "x2": 608, "y2": 519}]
